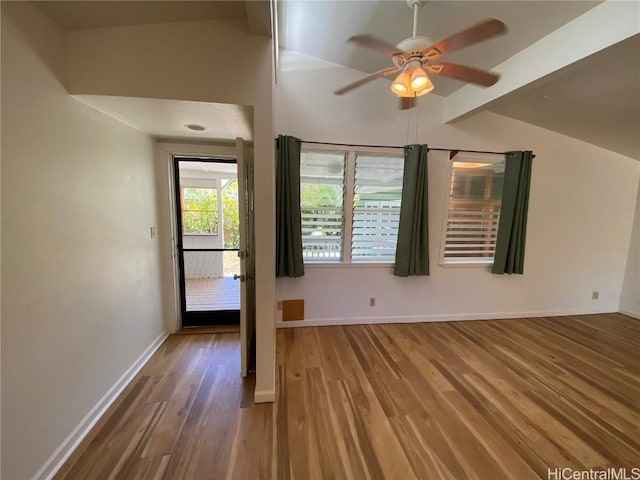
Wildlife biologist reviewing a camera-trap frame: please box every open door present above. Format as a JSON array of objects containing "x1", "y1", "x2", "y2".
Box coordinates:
[
  {"x1": 236, "y1": 138, "x2": 256, "y2": 377},
  {"x1": 173, "y1": 157, "x2": 241, "y2": 327}
]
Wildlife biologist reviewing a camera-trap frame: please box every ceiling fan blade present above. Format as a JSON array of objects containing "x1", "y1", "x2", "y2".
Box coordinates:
[
  {"x1": 334, "y1": 67, "x2": 400, "y2": 95},
  {"x1": 348, "y1": 34, "x2": 404, "y2": 57},
  {"x1": 399, "y1": 97, "x2": 416, "y2": 110},
  {"x1": 427, "y1": 62, "x2": 499, "y2": 87},
  {"x1": 423, "y1": 18, "x2": 507, "y2": 59}
]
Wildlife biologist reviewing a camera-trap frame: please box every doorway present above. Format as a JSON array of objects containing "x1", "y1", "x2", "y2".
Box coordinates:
[{"x1": 174, "y1": 156, "x2": 241, "y2": 327}]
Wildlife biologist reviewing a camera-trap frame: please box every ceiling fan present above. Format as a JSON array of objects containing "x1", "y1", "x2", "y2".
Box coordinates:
[{"x1": 334, "y1": 0, "x2": 507, "y2": 109}]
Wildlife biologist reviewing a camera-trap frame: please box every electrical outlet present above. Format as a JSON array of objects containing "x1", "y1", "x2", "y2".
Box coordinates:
[
  {"x1": 369, "y1": 297, "x2": 376, "y2": 307},
  {"x1": 276, "y1": 301, "x2": 282, "y2": 311},
  {"x1": 592, "y1": 291, "x2": 599, "y2": 300}
]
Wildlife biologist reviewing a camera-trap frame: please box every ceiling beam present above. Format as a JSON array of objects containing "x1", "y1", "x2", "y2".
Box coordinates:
[
  {"x1": 444, "y1": 0, "x2": 640, "y2": 123},
  {"x1": 245, "y1": 0, "x2": 272, "y2": 37}
]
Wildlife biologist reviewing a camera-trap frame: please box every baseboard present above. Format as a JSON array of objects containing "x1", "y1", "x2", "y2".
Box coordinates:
[
  {"x1": 276, "y1": 307, "x2": 617, "y2": 328},
  {"x1": 254, "y1": 389, "x2": 276, "y2": 403},
  {"x1": 32, "y1": 331, "x2": 169, "y2": 480},
  {"x1": 619, "y1": 308, "x2": 640, "y2": 320}
]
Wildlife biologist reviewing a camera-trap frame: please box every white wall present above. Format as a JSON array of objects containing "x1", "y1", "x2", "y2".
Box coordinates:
[
  {"x1": 620, "y1": 184, "x2": 640, "y2": 318},
  {"x1": 66, "y1": 19, "x2": 276, "y2": 401},
  {"x1": 1, "y1": 3, "x2": 165, "y2": 479},
  {"x1": 275, "y1": 51, "x2": 640, "y2": 325}
]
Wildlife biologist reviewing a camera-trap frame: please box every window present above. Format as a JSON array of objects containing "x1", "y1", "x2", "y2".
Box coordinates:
[
  {"x1": 300, "y1": 152, "x2": 344, "y2": 261},
  {"x1": 300, "y1": 147, "x2": 404, "y2": 264},
  {"x1": 441, "y1": 154, "x2": 505, "y2": 265},
  {"x1": 181, "y1": 187, "x2": 218, "y2": 234},
  {"x1": 352, "y1": 155, "x2": 403, "y2": 262}
]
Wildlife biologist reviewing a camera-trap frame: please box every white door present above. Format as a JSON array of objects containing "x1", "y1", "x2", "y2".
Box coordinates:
[{"x1": 236, "y1": 138, "x2": 255, "y2": 377}]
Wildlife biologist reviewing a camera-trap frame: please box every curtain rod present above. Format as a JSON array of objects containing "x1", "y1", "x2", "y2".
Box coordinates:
[{"x1": 275, "y1": 138, "x2": 532, "y2": 157}]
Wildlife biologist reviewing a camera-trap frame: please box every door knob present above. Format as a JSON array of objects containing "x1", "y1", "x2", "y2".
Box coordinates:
[{"x1": 233, "y1": 274, "x2": 245, "y2": 281}]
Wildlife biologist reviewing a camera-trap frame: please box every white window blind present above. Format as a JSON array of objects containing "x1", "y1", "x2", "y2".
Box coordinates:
[
  {"x1": 300, "y1": 151, "x2": 345, "y2": 262},
  {"x1": 351, "y1": 155, "x2": 404, "y2": 262},
  {"x1": 442, "y1": 156, "x2": 505, "y2": 265}
]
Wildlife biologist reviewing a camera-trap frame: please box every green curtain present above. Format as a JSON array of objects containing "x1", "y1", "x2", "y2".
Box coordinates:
[
  {"x1": 394, "y1": 144, "x2": 429, "y2": 276},
  {"x1": 276, "y1": 135, "x2": 304, "y2": 277},
  {"x1": 492, "y1": 150, "x2": 533, "y2": 275}
]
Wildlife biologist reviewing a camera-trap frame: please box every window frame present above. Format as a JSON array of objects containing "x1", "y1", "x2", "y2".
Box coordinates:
[
  {"x1": 439, "y1": 152, "x2": 505, "y2": 268},
  {"x1": 299, "y1": 148, "x2": 346, "y2": 263},
  {"x1": 300, "y1": 143, "x2": 404, "y2": 266}
]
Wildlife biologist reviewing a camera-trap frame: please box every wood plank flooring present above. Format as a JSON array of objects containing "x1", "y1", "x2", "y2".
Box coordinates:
[
  {"x1": 56, "y1": 313, "x2": 640, "y2": 480},
  {"x1": 175, "y1": 325, "x2": 240, "y2": 335}
]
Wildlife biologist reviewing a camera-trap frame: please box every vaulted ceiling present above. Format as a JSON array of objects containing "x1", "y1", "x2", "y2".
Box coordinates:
[
  {"x1": 279, "y1": 0, "x2": 640, "y2": 159},
  {"x1": 280, "y1": 0, "x2": 601, "y2": 97},
  {"x1": 33, "y1": 1, "x2": 246, "y2": 30},
  {"x1": 32, "y1": 0, "x2": 640, "y2": 159}
]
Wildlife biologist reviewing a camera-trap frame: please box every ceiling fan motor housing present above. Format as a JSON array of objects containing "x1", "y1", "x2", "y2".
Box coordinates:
[{"x1": 393, "y1": 36, "x2": 439, "y2": 69}]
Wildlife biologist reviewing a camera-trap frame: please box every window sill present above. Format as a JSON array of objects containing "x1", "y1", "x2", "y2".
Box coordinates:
[
  {"x1": 439, "y1": 260, "x2": 493, "y2": 268},
  {"x1": 303, "y1": 262, "x2": 394, "y2": 269}
]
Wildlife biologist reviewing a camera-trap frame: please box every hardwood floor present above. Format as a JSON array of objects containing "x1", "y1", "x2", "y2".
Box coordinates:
[
  {"x1": 56, "y1": 313, "x2": 640, "y2": 480},
  {"x1": 174, "y1": 325, "x2": 240, "y2": 335}
]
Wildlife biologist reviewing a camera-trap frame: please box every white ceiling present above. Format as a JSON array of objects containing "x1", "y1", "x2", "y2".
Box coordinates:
[
  {"x1": 34, "y1": 2, "x2": 257, "y2": 144},
  {"x1": 280, "y1": 0, "x2": 601, "y2": 97},
  {"x1": 33, "y1": 1, "x2": 246, "y2": 31},
  {"x1": 280, "y1": 0, "x2": 639, "y2": 159},
  {"x1": 488, "y1": 34, "x2": 640, "y2": 159},
  {"x1": 75, "y1": 96, "x2": 253, "y2": 142},
  {"x1": 33, "y1": 0, "x2": 639, "y2": 159},
  {"x1": 180, "y1": 161, "x2": 238, "y2": 180}
]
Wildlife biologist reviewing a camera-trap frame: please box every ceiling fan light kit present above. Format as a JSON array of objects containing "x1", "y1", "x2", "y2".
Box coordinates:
[
  {"x1": 390, "y1": 71, "x2": 410, "y2": 95},
  {"x1": 391, "y1": 58, "x2": 434, "y2": 97},
  {"x1": 334, "y1": 0, "x2": 507, "y2": 109},
  {"x1": 410, "y1": 65, "x2": 429, "y2": 90}
]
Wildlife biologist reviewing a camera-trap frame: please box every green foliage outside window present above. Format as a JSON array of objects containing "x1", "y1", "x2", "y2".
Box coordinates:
[
  {"x1": 300, "y1": 183, "x2": 342, "y2": 245},
  {"x1": 183, "y1": 188, "x2": 218, "y2": 234},
  {"x1": 222, "y1": 181, "x2": 240, "y2": 248},
  {"x1": 300, "y1": 183, "x2": 342, "y2": 207},
  {"x1": 182, "y1": 182, "x2": 241, "y2": 248}
]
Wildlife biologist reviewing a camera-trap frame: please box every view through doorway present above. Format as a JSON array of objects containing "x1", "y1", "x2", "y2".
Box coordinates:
[{"x1": 174, "y1": 157, "x2": 241, "y2": 326}]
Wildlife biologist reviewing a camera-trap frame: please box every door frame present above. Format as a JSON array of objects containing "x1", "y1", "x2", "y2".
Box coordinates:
[
  {"x1": 173, "y1": 156, "x2": 241, "y2": 327},
  {"x1": 156, "y1": 142, "x2": 237, "y2": 333}
]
